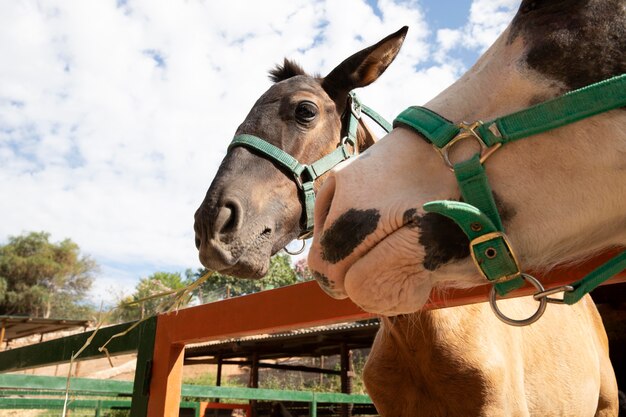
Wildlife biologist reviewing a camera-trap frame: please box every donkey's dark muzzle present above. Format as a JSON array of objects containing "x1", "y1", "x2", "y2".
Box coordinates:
[{"x1": 194, "y1": 193, "x2": 246, "y2": 267}]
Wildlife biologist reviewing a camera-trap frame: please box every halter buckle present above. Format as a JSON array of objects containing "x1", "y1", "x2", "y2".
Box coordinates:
[
  {"x1": 469, "y1": 231, "x2": 522, "y2": 283},
  {"x1": 437, "y1": 121, "x2": 501, "y2": 170},
  {"x1": 294, "y1": 166, "x2": 316, "y2": 190},
  {"x1": 349, "y1": 92, "x2": 362, "y2": 119}
]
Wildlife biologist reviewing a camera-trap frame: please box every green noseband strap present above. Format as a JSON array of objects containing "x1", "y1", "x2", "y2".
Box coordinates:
[{"x1": 228, "y1": 134, "x2": 350, "y2": 235}]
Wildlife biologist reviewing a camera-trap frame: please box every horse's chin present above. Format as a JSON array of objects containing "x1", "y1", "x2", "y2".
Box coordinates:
[
  {"x1": 342, "y1": 226, "x2": 434, "y2": 315},
  {"x1": 215, "y1": 256, "x2": 271, "y2": 279},
  {"x1": 198, "y1": 229, "x2": 275, "y2": 279}
]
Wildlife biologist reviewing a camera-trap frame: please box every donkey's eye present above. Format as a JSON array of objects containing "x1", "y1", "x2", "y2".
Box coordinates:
[{"x1": 295, "y1": 101, "x2": 318, "y2": 124}]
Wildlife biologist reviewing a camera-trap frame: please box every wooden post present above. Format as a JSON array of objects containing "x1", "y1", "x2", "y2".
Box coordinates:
[
  {"x1": 216, "y1": 356, "x2": 223, "y2": 387},
  {"x1": 340, "y1": 343, "x2": 352, "y2": 417},
  {"x1": 250, "y1": 352, "x2": 259, "y2": 417},
  {"x1": 0, "y1": 324, "x2": 5, "y2": 352},
  {"x1": 214, "y1": 355, "x2": 222, "y2": 404},
  {"x1": 146, "y1": 316, "x2": 186, "y2": 417}
]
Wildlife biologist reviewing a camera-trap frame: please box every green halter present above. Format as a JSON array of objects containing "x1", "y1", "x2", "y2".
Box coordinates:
[
  {"x1": 394, "y1": 73, "x2": 626, "y2": 325},
  {"x1": 229, "y1": 92, "x2": 391, "y2": 239}
]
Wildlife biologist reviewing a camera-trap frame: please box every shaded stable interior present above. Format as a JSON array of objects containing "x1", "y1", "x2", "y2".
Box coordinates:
[
  {"x1": 184, "y1": 319, "x2": 380, "y2": 416},
  {"x1": 0, "y1": 315, "x2": 90, "y2": 345}
]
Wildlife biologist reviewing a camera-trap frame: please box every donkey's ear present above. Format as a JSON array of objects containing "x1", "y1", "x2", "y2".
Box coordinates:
[{"x1": 322, "y1": 26, "x2": 408, "y2": 104}]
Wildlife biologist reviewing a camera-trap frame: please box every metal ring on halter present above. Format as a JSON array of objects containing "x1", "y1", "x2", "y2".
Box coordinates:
[
  {"x1": 532, "y1": 285, "x2": 574, "y2": 304},
  {"x1": 489, "y1": 273, "x2": 548, "y2": 327},
  {"x1": 284, "y1": 239, "x2": 306, "y2": 256}
]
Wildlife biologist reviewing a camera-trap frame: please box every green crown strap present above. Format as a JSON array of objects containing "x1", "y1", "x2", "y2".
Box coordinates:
[
  {"x1": 362, "y1": 103, "x2": 392, "y2": 132},
  {"x1": 477, "y1": 73, "x2": 626, "y2": 146}
]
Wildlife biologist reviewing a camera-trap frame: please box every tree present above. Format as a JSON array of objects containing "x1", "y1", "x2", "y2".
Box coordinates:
[
  {"x1": 0, "y1": 231, "x2": 96, "y2": 319},
  {"x1": 294, "y1": 258, "x2": 314, "y2": 282},
  {"x1": 193, "y1": 253, "x2": 300, "y2": 303},
  {"x1": 112, "y1": 271, "x2": 190, "y2": 322}
]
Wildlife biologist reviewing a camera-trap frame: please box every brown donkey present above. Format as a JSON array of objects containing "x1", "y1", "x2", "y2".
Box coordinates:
[
  {"x1": 195, "y1": 26, "x2": 619, "y2": 416},
  {"x1": 193, "y1": 28, "x2": 403, "y2": 278}
]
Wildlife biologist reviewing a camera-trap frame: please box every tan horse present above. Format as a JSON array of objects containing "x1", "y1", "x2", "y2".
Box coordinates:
[{"x1": 308, "y1": 1, "x2": 624, "y2": 416}]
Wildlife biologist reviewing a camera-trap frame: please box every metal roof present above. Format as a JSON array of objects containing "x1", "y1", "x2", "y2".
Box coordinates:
[
  {"x1": 184, "y1": 319, "x2": 380, "y2": 361},
  {"x1": 0, "y1": 315, "x2": 91, "y2": 343}
]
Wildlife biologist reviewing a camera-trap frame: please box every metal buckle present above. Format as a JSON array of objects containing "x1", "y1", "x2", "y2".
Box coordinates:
[
  {"x1": 489, "y1": 273, "x2": 548, "y2": 326},
  {"x1": 294, "y1": 166, "x2": 316, "y2": 190},
  {"x1": 341, "y1": 135, "x2": 356, "y2": 148},
  {"x1": 469, "y1": 231, "x2": 521, "y2": 283},
  {"x1": 436, "y1": 121, "x2": 502, "y2": 170},
  {"x1": 349, "y1": 92, "x2": 362, "y2": 119}
]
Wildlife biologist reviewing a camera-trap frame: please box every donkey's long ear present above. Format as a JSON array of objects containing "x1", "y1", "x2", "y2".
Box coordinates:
[{"x1": 322, "y1": 26, "x2": 408, "y2": 110}]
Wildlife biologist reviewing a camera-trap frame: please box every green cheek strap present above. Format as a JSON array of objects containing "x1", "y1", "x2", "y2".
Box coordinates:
[{"x1": 423, "y1": 201, "x2": 524, "y2": 296}]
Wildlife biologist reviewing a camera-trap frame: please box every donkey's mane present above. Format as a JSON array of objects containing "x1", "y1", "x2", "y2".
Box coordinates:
[{"x1": 269, "y1": 59, "x2": 307, "y2": 83}]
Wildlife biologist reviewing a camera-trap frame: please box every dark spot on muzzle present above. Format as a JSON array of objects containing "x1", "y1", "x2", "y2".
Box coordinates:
[
  {"x1": 311, "y1": 270, "x2": 333, "y2": 289},
  {"x1": 403, "y1": 193, "x2": 516, "y2": 271},
  {"x1": 321, "y1": 208, "x2": 380, "y2": 264},
  {"x1": 404, "y1": 208, "x2": 470, "y2": 271}
]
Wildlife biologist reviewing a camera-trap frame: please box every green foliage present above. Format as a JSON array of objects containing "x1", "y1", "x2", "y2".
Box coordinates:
[
  {"x1": 262, "y1": 355, "x2": 367, "y2": 394},
  {"x1": 112, "y1": 271, "x2": 190, "y2": 322},
  {"x1": 193, "y1": 253, "x2": 299, "y2": 303},
  {"x1": 183, "y1": 371, "x2": 217, "y2": 386},
  {"x1": 104, "y1": 410, "x2": 130, "y2": 417},
  {"x1": 0, "y1": 231, "x2": 96, "y2": 319}
]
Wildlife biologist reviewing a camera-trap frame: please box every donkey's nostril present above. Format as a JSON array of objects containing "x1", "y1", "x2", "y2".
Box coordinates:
[
  {"x1": 193, "y1": 208, "x2": 207, "y2": 250},
  {"x1": 214, "y1": 198, "x2": 243, "y2": 237}
]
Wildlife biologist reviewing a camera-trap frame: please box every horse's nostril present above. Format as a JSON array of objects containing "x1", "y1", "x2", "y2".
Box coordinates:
[
  {"x1": 195, "y1": 235, "x2": 201, "y2": 250},
  {"x1": 214, "y1": 198, "x2": 243, "y2": 237}
]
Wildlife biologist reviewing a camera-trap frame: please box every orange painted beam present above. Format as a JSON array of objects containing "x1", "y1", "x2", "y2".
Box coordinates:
[
  {"x1": 147, "y1": 341, "x2": 184, "y2": 417},
  {"x1": 429, "y1": 248, "x2": 626, "y2": 308},
  {"x1": 147, "y1": 250, "x2": 626, "y2": 417}
]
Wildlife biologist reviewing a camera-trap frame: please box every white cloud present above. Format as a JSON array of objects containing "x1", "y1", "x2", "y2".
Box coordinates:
[
  {"x1": 434, "y1": 0, "x2": 518, "y2": 61},
  {"x1": 0, "y1": 0, "x2": 516, "y2": 303}
]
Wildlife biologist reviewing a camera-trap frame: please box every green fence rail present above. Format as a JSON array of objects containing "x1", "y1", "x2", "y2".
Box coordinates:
[
  {"x1": 0, "y1": 374, "x2": 374, "y2": 416},
  {"x1": 0, "y1": 313, "x2": 376, "y2": 416},
  {"x1": 0, "y1": 397, "x2": 201, "y2": 417}
]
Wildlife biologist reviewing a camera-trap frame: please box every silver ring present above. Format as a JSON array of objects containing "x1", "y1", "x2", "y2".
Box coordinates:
[
  {"x1": 283, "y1": 239, "x2": 306, "y2": 256},
  {"x1": 489, "y1": 273, "x2": 548, "y2": 327}
]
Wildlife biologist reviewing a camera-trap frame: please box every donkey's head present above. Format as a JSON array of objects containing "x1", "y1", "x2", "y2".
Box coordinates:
[
  {"x1": 194, "y1": 28, "x2": 407, "y2": 278},
  {"x1": 308, "y1": 0, "x2": 626, "y2": 314}
]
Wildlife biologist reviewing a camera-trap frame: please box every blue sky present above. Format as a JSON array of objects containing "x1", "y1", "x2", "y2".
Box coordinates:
[{"x1": 0, "y1": 0, "x2": 520, "y2": 305}]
